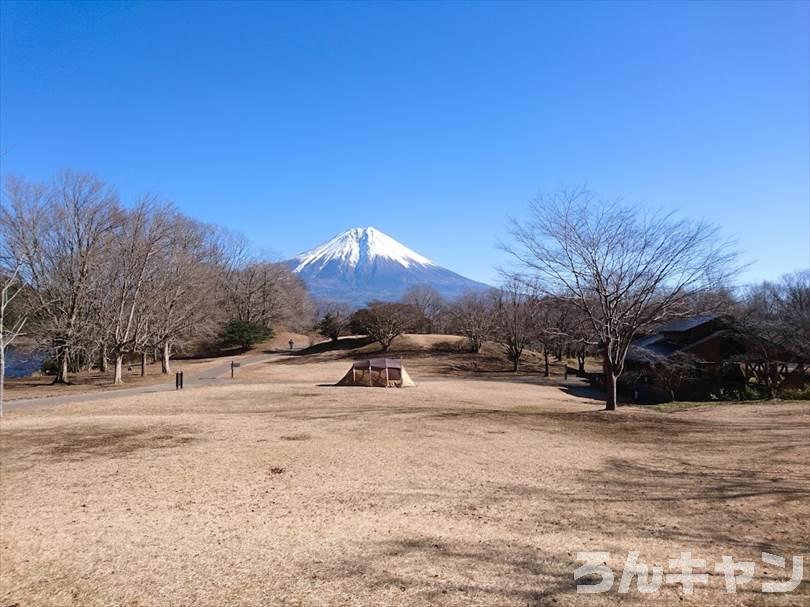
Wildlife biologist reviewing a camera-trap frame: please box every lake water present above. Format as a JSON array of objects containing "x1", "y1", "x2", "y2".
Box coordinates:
[{"x1": 4, "y1": 347, "x2": 45, "y2": 378}]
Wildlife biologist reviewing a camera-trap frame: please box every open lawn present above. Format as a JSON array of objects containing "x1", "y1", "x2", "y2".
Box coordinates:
[{"x1": 1, "y1": 341, "x2": 808, "y2": 606}]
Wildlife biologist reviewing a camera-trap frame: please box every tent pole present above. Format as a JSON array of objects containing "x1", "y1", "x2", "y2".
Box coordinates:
[{"x1": 385, "y1": 366, "x2": 389, "y2": 387}]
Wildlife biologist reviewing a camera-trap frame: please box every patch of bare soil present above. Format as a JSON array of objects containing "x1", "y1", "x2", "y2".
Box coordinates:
[
  {"x1": 1, "y1": 352, "x2": 808, "y2": 607},
  {"x1": 1, "y1": 424, "x2": 199, "y2": 461}
]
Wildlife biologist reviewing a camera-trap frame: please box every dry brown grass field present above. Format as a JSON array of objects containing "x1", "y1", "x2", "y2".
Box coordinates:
[{"x1": 1, "y1": 336, "x2": 808, "y2": 606}]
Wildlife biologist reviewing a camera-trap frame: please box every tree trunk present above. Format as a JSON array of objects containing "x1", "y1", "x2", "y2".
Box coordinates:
[
  {"x1": 543, "y1": 350, "x2": 550, "y2": 377},
  {"x1": 68, "y1": 356, "x2": 81, "y2": 373},
  {"x1": 114, "y1": 354, "x2": 124, "y2": 385},
  {"x1": 100, "y1": 352, "x2": 108, "y2": 373},
  {"x1": 53, "y1": 353, "x2": 69, "y2": 384},
  {"x1": 764, "y1": 365, "x2": 775, "y2": 399},
  {"x1": 161, "y1": 341, "x2": 171, "y2": 374},
  {"x1": 141, "y1": 351, "x2": 147, "y2": 377},
  {"x1": 605, "y1": 369, "x2": 618, "y2": 411},
  {"x1": 577, "y1": 352, "x2": 586, "y2": 375},
  {"x1": 512, "y1": 357, "x2": 519, "y2": 372},
  {"x1": 0, "y1": 339, "x2": 5, "y2": 418}
]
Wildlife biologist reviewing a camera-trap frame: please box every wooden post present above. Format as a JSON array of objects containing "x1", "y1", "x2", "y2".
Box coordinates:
[
  {"x1": 368, "y1": 362, "x2": 372, "y2": 387},
  {"x1": 352, "y1": 367, "x2": 356, "y2": 383},
  {"x1": 385, "y1": 365, "x2": 389, "y2": 387},
  {"x1": 231, "y1": 360, "x2": 234, "y2": 379}
]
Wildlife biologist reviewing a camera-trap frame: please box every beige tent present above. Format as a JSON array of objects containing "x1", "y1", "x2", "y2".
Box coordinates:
[{"x1": 336, "y1": 358, "x2": 415, "y2": 388}]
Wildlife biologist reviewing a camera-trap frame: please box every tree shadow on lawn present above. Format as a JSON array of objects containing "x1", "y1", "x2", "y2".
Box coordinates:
[
  {"x1": 0, "y1": 424, "x2": 200, "y2": 463},
  {"x1": 319, "y1": 503, "x2": 808, "y2": 603},
  {"x1": 580, "y1": 457, "x2": 810, "y2": 506},
  {"x1": 324, "y1": 536, "x2": 584, "y2": 605},
  {"x1": 571, "y1": 457, "x2": 810, "y2": 558},
  {"x1": 274, "y1": 337, "x2": 374, "y2": 359}
]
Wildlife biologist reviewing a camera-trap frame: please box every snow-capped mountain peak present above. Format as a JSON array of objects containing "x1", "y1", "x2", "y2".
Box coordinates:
[
  {"x1": 293, "y1": 227, "x2": 434, "y2": 273},
  {"x1": 287, "y1": 227, "x2": 490, "y2": 306}
]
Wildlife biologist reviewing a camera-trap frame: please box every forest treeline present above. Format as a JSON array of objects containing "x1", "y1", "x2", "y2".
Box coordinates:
[
  {"x1": 0, "y1": 171, "x2": 313, "y2": 384},
  {"x1": 2, "y1": 174, "x2": 808, "y2": 407},
  {"x1": 329, "y1": 188, "x2": 809, "y2": 406}
]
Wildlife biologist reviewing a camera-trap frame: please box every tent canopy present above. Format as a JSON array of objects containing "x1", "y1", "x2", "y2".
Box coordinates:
[
  {"x1": 337, "y1": 357, "x2": 415, "y2": 388},
  {"x1": 352, "y1": 358, "x2": 401, "y2": 370}
]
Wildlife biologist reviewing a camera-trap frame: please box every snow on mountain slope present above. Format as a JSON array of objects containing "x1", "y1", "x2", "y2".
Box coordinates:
[
  {"x1": 293, "y1": 227, "x2": 434, "y2": 272},
  {"x1": 288, "y1": 227, "x2": 490, "y2": 306}
]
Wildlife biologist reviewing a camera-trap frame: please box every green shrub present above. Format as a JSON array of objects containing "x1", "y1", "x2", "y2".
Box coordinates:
[
  {"x1": 220, "y1": 320, "x2": 274, "y2": 350},
  {"x1": 40, "y1": 357, "x2": 59, "y2": 374},
  {"x1": 709, "y1": 384, "x2": 765, "y2": 401},
  {"x1": 780, "y1": 388, "x2": 810, "y2": 401}
]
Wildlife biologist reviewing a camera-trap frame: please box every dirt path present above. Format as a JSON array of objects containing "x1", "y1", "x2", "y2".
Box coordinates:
[{"x1": 2, "y1": 352, "x2": 283, "y2": 412}]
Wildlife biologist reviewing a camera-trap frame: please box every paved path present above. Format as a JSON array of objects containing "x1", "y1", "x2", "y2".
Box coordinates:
[{"x1": 3, "y1": 352, "x2": 282, "y2": 412}]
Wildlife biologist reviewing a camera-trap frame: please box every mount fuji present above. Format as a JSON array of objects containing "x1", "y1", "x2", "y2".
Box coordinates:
[{"x1": 287, "y1": 227, "x2": 490, "y2": 306}]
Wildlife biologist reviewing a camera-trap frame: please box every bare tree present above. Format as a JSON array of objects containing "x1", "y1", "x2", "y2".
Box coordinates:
[
  {"x1": 531, "y1": 296, "x2": 565, "y2": 377},
  {"x1": 776, "y1": 270, "x2": 810, "y2": 360},
  {"x1": 401, "y1": 285, "x2": 445, "y2": 333},
  {"x1": 351, "y1": 301, "x2": 418, "y2": 351},
  {"x1": 504, "y1": 188, "x2": 738, "y2": 410},
  {"x1": 102, "y1": 199, "x2": 174, "y2": 384},
  {"x1": 1, "y1": 170, "x2": 318, "y2": 389},
  {"x1": 565, "y1": 305, "x2": 597, "y2": 376},
  {"x1": 223, "y1": 260, "x2": 314, "y2": 332},
  {"x1": 493, "y1": 280, "x2": 538, "y2": 372},
  {"x1": 147, "y1": 214, "x2": 224, "y2": 373},
  {"x1": 0, "y1": 266, "x2": 28, "y2": 416},
  {"x1": 447, "y1": 291, "x2": 496, "y2": 353},
  {"x1": 650, "y1": 351, "x2": 701, "y2": 401},
  {"x1": 316, "y1": 301, "x2": 353, "y2": 342},
  {"x1": 737, "y1": 270, "x2": 810, "y2": 398},
  {"x1": 1, "y1": 172, "x2": 120, "y2": 383}
]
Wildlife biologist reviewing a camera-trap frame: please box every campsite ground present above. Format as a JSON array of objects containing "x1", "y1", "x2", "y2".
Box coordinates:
[{"x1": 1, "y1": 335, "x2": 808, "y2": 606}]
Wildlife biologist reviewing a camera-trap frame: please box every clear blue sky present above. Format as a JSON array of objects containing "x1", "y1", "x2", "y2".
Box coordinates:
[{"x1": 1, "y1": 0, "x2": 808, "y2": 284}]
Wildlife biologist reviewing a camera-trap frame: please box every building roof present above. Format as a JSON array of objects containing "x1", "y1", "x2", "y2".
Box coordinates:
[
  {"x1": 626, "y1": 315, "x2": 728, "y2": 364},
  {"x1": 655, "y1": 314, "x2": 717, "y2": 334}
]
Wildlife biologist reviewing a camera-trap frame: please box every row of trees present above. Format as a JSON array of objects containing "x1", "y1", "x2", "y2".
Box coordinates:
[
  {"x1": 734, "y1": 271, "x2": 810, "y2": 398},
  {"x1": 0, "y1": 171, "x2": 313, "y2": 395},
  {"x1": 4, "y1": 176, "x2": 805, "y2": 412},
  {"x1": 316, "y1": 285, "x2": 593, "y2": 375},
  {"x1": 316, "y1": 189, "x2": 807, "y2": 409}
]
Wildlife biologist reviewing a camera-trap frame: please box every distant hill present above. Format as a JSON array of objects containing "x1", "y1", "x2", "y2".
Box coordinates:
[{"x1": 286, "y1": 227, "x2": 490, "y2": 306}]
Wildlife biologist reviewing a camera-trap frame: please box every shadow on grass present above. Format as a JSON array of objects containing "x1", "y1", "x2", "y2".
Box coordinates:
[
  {"x1": 325, "y1": 536, "x2": 580, "y2": 605},
  {"x1": 0, "y1": 424, "x2": 200, "y2": 463},
  {"x1": 567, "y1": 457, "x2": 810, "y2": 556}
]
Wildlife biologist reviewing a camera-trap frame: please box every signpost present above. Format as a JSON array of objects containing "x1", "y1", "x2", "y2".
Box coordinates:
[{"x1": 231, "y1": 361, "x2": 241, "y2": 378}]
